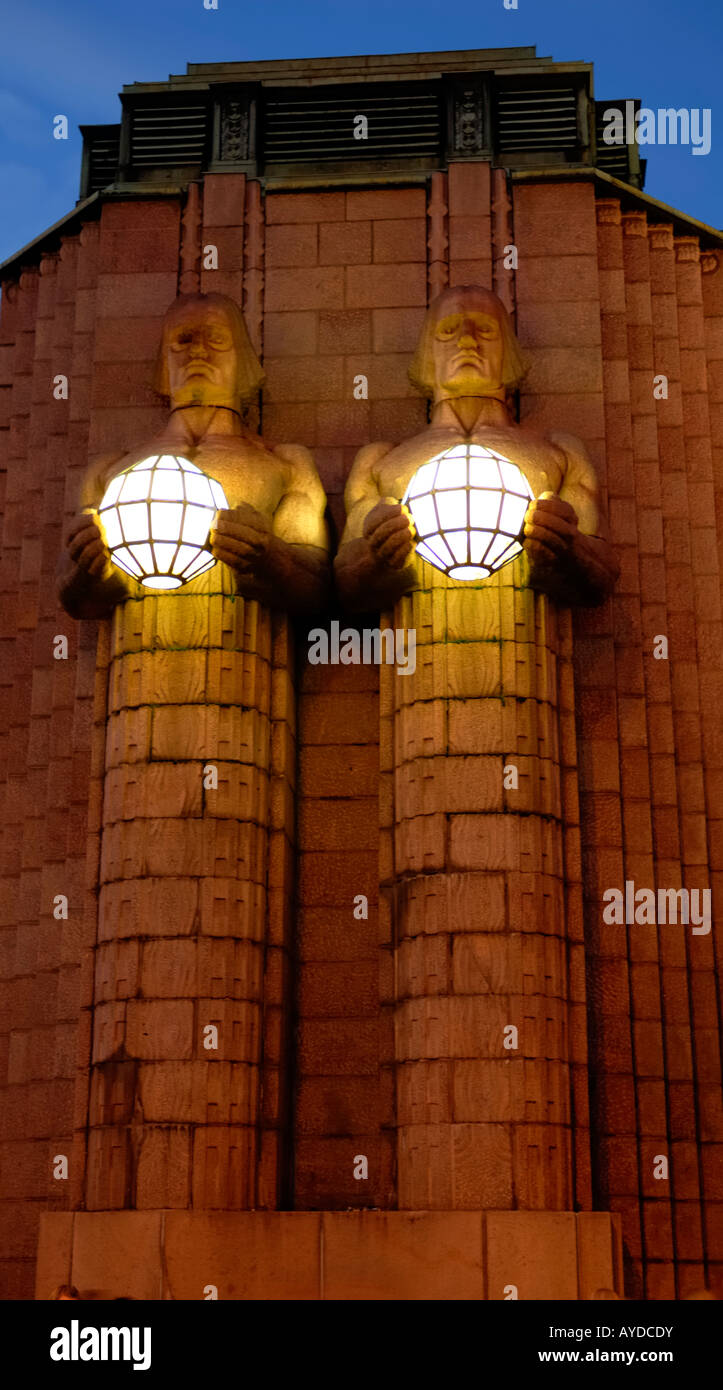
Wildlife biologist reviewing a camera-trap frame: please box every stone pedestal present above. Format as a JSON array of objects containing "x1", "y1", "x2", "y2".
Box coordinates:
[{"x1": 36, "y1": 1209, "x2": 622, "y2": 1300}]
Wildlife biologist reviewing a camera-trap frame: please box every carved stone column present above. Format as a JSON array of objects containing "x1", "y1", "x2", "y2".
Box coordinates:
[
  {"x1": 85, "y1": 565, "x2": 292, "y2": 1210},
  {"x1": 381, "y1": 555, "x2": 574, "y2": 1210}
]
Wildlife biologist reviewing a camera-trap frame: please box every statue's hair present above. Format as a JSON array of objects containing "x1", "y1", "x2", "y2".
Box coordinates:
[
  {"x1": 153, "y1": 292, "x2": 265, "y2": 404},
  {"x1": 408, "y1": 285, "x2": 528, "y2": 396}
]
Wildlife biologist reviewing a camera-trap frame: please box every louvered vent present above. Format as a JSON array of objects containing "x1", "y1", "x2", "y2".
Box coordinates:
[
  {"x1": 130, "y1": 102, "x2": 208, "y2": 167},
  {"x1": 84, "y1": 127, "x2": 120, "y2": 192},
  {"x1": 263, "y1": 86, "x2": 441, "y2": 163},
  {"x1": 87, "y1": 131, "x2": 119, "y2": 191},
  {"x1": 595, "y1": 101, "x2": 639, "y2": 183},
  {"x1": 495, "y1": 83, "x2": 579, "y2": 152}
]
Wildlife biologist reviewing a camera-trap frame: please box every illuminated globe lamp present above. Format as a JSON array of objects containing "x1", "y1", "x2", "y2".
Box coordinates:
[
  {"x1": 97, "y1": 454, "x2": 228, "y2": 590},
  {"x1": 401, "y1": 442, "x2": 534, "y2": 582}
]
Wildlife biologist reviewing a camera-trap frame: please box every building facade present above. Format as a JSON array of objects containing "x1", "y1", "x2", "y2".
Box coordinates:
[{"x1": 0, "y1": 46, "x2": 722, "y2": 1300}]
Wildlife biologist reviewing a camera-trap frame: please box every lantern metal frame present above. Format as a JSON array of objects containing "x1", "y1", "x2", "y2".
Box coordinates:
[
  {"x1": 97, "y1": 454, "x2": 228, "y2": 591},
  {"x1": 402, "y1": 442, "x2": 534, "y2": 581}
]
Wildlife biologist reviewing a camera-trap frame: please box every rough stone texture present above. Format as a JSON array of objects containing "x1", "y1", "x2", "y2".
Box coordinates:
[
  {"x1": 2, "y1": 164, "x2": 723, "y2": 1301},
  {"x1": 35, "y1": 1208, "x2": 622, "y2": 1300}
]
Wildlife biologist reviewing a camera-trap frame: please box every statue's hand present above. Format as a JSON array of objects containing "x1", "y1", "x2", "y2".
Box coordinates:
[
  {"x1": 523, "y1": 492, "x2": 579, "y2": 563},
  {"x1": 363, "y1": 498, "x2": 415, "y2": 571},
  {"x1": 65, "y1": 510, "x2": 114, "y2": 578},
  {"x1": 209, "y1": 503, "x2": 272, "y2": 574}
]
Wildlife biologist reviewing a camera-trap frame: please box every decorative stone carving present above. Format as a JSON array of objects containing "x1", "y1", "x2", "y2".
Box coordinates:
[
  {"x1": 58, "y1": 292, "x2": 329, "y2": 617},
  {"x1": 336, "y1": 285, "x2": 618, "y2": 1210},
  {"x1": 56, "y1": 294, "x2": 329, "y2": 1212},
  {"x1": 335, "y1": 284, "x2": 619, "y2": 611},
  {"x1": 452, "y1": 80, "x2": 486, "y2": 155},
  {"x1": 220, "y1": 98, "x2": 250, "y2": 162},
  {"x1": 179, "y1": 182, "x2": 202, "y2": 295},
  {"x1": 427, "y1": 171, "x2": 449, "y2": 301}
]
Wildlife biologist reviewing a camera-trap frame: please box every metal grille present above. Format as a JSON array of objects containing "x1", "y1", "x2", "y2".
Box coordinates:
[
  {"x1": 130, "y1": 102, "x2": 208, "y2": 167},
  {"x1": 86, "y1": 130, "x2": 120, "y2": 191},
  {"x1": 595, "y1": 102, "x2": 637, "y2": 182},
  {"x1": 495, "y1": 83, "x2": 579, "y2": 152},
  {"x1": 263, "y1": 86, "x2": 441, "y2": 162}
]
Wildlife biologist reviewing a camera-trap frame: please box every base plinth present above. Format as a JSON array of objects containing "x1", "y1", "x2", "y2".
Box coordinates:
[{"x1": 37, "y1": 1210, "x2": 622, "y2": 1301}]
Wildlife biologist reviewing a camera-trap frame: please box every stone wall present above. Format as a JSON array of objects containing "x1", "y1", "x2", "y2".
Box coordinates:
[{"x1": 0, "y1": 165, "x2": 721, "y2": 1299}]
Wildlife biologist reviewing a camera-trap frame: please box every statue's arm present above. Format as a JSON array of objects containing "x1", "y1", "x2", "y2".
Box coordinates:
[
  {"x1": 334, "y1": 442, "x2": 418, "y2": 611},
  {"x1": 56, "y1": 454, "x2": 135, "y2": 619},
  {"x1": 523, "y1": 433, "x2": 620, "y2": 606},
  {"x1": 210, "y1": 444, "x2": 331, "y2": 614}
]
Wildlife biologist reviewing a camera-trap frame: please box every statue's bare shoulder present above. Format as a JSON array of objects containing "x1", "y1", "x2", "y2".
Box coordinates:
[
  {"x1": 271, "y1": 442, "x2": 330, "y2": 553},
  {"x1": 341, "y1": 441, "x2": 395, "y2": 544},
  {"x1": 546, "y1": 429, "x2": 605, "y2": 537}
]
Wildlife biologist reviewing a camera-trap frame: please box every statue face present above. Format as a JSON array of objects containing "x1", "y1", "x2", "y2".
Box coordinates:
[
  {"x1": 165, "y1": 305, "x2": 238, "y2": 408},
  {"x1": 431, "y1": 295, "x2": 505, "y2": 399}
]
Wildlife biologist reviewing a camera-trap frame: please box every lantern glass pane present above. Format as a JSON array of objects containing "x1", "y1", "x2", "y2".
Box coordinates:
[
  {"x1": 100, "y1": 509, "x2": 123, "y2": 548},
  {"x1": 158, "y1": 454, "x2": 182, "y2": 469},
  {"x1": 210, "y1": 481, "x2": 228, "y2": 509},
  {"x1": 469, "y1": 489, "x2": 502, "y2": 530},
  {"x1": 134, "y1": 455, "x2": 157, "y2": 470},
  {"x1": 183, "y1": 551, "x2": 215, "y2": 578},
  {"x1": 468, "y1": 453, "x2": 500, "y2": 489},
  {"x1": 499, "y1": 458, "x2": 530, "y2": 495},
  {"x1": 175, "y1": 456, "x2": 197, "y2": 471},
  {"x1": 500, "y1": 491, "x2": 529, "y2": 535},
  {"x1": 417, "y1": 535, "x2": 454, "y2": 569},
  {"x1": 151, "y1": 469, "x2": 184, "y2": 500},
  {"x1": 172, "y1": 544, "x2": 201, "y2": 575},
  {"x1": 469, "y1": 530, "x2": 494, "y2": 565},
  {"x1": 120, "y1": 503, "x2": 150, "y2": 543},
  {"x1": 436, "y1": 455, "x2": 467, "y2": 489},
  {"x1": 486, "y1": 531, "x2": 516, "y2": 567},
  {"x1": 406, "y1": 461, "x2": 437, "y2": 499},
  {"x1": 436, "y1": 489, "x2": 468, "y2": 531},
  {"x1": 150, "y1": 502, "x2": 184, "y2": 541},
  {"x1": 408, "y1": 493, "x2": 438, "y2": 538},
  {"x1": 113, "y1": 546, "x2": 142, "y2": 577},
  {"x1": 185, "y1": 473, "x2": 214, "y2": 505},
  {"x1": 119, "y1": 470, "x2": 153, "y2": 503},
  {"x1": 182, "y1": 505, "x2": 212, "y2": 545},
  {"x1": 144, "y1": 574, "x2": 183, "y2": 589},
  {"x1": 152, "y1": 542, "x2": 178, "y2": 572},
  {"x1": 129, "y1": 543, "x2": 155, "y2": 572},
  {"x1": 446, "y1": 529, "x2": 469, "y2": 564},
  {"x1": 100, "y1": 475, "x2": 124, "y2": 507},
  {"x1": 449, "y1": 564, "x2": 488, "y2": 580}
]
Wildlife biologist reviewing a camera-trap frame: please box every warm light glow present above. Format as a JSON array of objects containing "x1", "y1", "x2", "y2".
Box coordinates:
[
  {"x1": 98, "y1": 455, "x2": 228, "y2": 590},
  {"x1": 402, "y1": 443, "x2": 534, "y2": 581}
]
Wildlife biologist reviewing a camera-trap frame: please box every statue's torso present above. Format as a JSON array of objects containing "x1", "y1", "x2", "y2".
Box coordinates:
[
  {"x1": 103, "y1": 427, "x2": 288, "y2": 520},
  {"x1": 374, "y1": 423, "x2": 567, "y2": 501}
]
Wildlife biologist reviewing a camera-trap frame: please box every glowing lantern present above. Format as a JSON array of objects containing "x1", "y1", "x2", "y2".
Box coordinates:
[
  {"x1": 402, "y1": 442, "x2": 534, "y2": 581},
  {"x1": 97, "y1": 455, "x2": 228, "y2": 590}
]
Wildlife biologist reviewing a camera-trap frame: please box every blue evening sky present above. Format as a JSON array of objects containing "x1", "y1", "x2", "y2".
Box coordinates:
[{"x1": 0, "y1": 0, "x2": 720, "y2": 266}]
